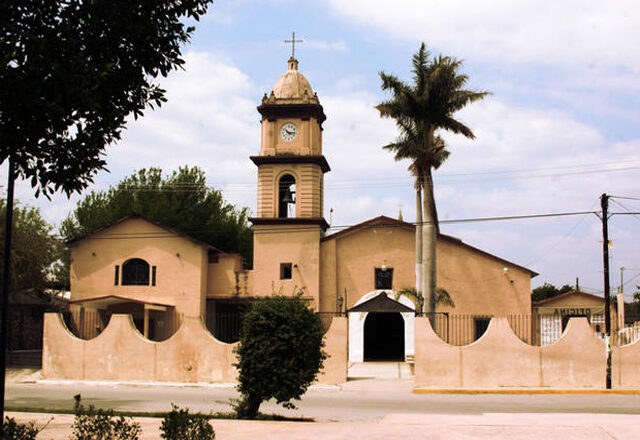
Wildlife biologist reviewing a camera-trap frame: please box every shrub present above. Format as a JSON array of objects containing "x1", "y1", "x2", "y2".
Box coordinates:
[
  {"x1": 1, "y1": 417, "x2": 40, "y2": 440},
  {"x1": 234, "y1": 294, "x2": 327, "y2": 419},
  {"x1": 70, "y1": 395, "x2": 141, "y2": 440},
  {"x1": 160, "y1": 405, "x2": 215, "y2": 440}
]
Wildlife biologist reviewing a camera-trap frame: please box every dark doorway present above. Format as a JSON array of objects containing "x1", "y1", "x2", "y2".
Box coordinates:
[{"x1": 364, "y1": 312, "x2": 404, "y2": 361}]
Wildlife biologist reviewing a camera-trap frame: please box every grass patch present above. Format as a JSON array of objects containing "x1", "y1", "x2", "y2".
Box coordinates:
[{"x1": 5, "y1": 407, "x2": 314, "y2": 422}]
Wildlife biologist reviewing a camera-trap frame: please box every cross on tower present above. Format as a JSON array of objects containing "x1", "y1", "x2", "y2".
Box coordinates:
[{"x1": 284, "y1": 31, "x2": 303, "y2": 58}]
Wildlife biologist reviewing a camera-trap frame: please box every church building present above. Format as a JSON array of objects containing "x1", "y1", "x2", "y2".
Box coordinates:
[{"x1": 67, "y1": 54, "x2": 536, "y2": 363}]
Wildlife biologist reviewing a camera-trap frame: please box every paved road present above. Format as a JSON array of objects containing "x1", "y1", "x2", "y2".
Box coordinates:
[{"x1": 6, "y1": 379, "x2": 640, "y2": 422}]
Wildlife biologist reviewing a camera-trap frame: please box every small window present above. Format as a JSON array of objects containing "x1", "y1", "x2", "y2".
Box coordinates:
[
  {"x1": 375, "y1": 268, "x2": 393, "y2": 289},
  {"x1": 114, "y1": 265, "x2": 119, "y2": 286},
  {"x1": 122, "y1": 258, "x2": 150, "y2": 286},
  {"x1": 208, "y1": 252, "x2": 219, "y2": 263},
  {"x1": 280, "y1": 263, "x2": 292, "y2": 280},
  {"x1": 152, "y1": 266, "x2": 157, "y2": 286}
]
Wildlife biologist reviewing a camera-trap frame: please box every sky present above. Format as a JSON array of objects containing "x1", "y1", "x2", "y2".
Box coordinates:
[{"x1": 3, "y1": 0, "x2": 640, "y2": 297}]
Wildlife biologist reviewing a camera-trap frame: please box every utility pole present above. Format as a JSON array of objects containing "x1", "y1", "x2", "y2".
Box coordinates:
[
  {"x1": 0, "y1": 157, "x2": 16, "y2": 421},
  {"x1": 618, "y1": 267, "x2": 625, "y2": 330},
  {"x1": 600, "y1": 193, "x2": 612, "y2": 389}
]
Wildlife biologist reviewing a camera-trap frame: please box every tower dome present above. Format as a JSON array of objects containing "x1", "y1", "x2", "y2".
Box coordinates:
[{"x1": 271, "y1": 57, "x2": 314, "y2": 100}]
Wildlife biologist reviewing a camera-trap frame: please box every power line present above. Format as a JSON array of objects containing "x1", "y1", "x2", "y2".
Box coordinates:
[
  {"x1": 524, "y1": 201, "x2": 599, "y2": 267},
  {"x1": 99, "y1": 161, "x2": 640, "y2": 192},
  {"x1": 58, "y1": 209, "x2": 602, "y2": 240}
]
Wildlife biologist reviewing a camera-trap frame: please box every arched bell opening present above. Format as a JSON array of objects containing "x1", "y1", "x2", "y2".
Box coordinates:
[
  {"x1": 363, "y1": 312, "x2": 405, "y2": 361},
  {"x1": 278, "y1": 174, "x2": 296, "y2": 218}
]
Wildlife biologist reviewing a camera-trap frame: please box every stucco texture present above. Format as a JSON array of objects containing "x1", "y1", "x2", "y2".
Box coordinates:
[
  {"x1": 43, "y1": 313, "x2": 347, "y2": 386},
  {"x1": 69, "y1": 217, "x2": 208, "y2": 317},
  {"x1": 414, "y1": 316, "x2": 617, "y2": 389},
  {"x1": 320, "y1": 217, "x2": 533, "y2": 316}
]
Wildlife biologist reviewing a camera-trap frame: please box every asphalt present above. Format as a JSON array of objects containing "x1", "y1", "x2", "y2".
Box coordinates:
[{"x1": 5, "y1": 366, "x2": 640, "y2": 439}]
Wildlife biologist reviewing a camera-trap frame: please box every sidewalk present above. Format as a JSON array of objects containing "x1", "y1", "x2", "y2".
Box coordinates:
[{"x1": 8, "y1": 411, "x2": 640, "y2": 439}]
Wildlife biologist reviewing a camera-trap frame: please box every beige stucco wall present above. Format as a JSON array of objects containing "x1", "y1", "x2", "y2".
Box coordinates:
[
  {"x1": 320, "y1": 223, "x2": 532, "y2": 315},
  {"x1": 316, "y1": 317, "x2": 348, "y2": 385},
  {"x1": 207, "y1": 254, "x2": 243, "y2": 297},
  {"x1": 252, "y1": 224, "x2": 322, "y2": 304},
  {"x1": 70, "y1": 217, "x2": 208, "y2": 317},
  {"x1": 614, "y1": 339, "x2": 640, "y2": 388},
  {"x1": 43, "y1": 313, "x2": 237, "y2": 383},
  {"x1": 414, "y1": 316, "x2": 613, "y2": 389},
  {"x1": 44, "y1": 312, "x2": 347, "y2": 385}
]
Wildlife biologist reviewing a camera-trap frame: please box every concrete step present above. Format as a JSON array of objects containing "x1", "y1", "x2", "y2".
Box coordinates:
[{"x1": 347, "y1": 361, "x2": 413, "y2": 379}]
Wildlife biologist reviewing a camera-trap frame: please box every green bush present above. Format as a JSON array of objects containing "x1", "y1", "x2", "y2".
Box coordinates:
[
  {"x1": 1, "y1": 417, "x2": 40, "y2": 440},
  {"x1": 160, "y1": 405, "x2": 215, "y2": 439},
  {"x1": 70, "y1": 395, "x2": 141, "y2": 440},
  {"x1": 234, "y1": 294, "x2": 327, "y2": 419}
]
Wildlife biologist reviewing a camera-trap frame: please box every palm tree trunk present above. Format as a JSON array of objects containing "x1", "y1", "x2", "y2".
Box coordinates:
[
  {"x1": 421, "y1": 169, "x2": 437, "y2": 322},
  {"x1": 415, "y1": 186, "x2": 422, "y2": 307}
]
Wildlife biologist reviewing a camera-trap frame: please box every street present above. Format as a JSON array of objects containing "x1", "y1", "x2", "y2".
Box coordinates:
[{"x1": 6, "y1": 378, "x2": 640, "y2": 423}]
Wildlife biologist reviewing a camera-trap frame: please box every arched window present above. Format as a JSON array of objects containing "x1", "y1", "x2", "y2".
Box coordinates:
[
  {"x1": 278, "y1": 174, "x2": 296, "y2": 218},
  {"x1": 122, "y1": 258, "x2": 150, "y2": 286}
]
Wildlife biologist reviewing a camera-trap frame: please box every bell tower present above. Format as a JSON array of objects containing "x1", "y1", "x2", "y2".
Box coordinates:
[{"x1": 250, "y1": 54, "x2": 329, "y2": 304}]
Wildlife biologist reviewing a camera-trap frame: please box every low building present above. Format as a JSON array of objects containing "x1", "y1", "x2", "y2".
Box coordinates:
[{"x1": 532, "y1": 290, "x2": 617, "y2": 345}]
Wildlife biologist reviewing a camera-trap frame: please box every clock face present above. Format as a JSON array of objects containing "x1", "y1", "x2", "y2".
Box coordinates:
[{"x1": 280, "y1": 123, "x2": 298, "y2": 142}]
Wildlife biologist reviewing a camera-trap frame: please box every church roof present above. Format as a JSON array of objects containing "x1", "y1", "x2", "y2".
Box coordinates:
[
  {"x1": 271, "y1": 57, "x2": 315, "y2": 100},
  {"x1": 348, "y1": 292, "x2": 415, "y2": 313},
  {"x1": 66, "y1": 213, "x2": 224, "y2": 253},
  {"x1": 533, "y1": 290, "x2": 606, "y2": 306},
  {"x1": 323, "y1": 215, "x2": 538, "y2": 277}
]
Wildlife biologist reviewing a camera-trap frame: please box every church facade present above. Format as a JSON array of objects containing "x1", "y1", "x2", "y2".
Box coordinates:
[{"x1": 66, "y1": 55, "x2": 536, "y2": 362}]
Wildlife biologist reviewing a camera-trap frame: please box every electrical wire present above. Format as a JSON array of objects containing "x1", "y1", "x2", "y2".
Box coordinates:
[{"x1": 523, "y1": 201, "x2": 599, "y2": 267}]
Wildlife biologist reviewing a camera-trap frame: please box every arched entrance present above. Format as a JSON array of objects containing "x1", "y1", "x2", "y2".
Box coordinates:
[{"x1": 363, "y1": 312, "x2": 405, "y2": 361}]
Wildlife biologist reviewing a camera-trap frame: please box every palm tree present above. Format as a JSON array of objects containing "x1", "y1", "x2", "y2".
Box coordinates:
[
  {"x1": 376, "y1": 43, "x2": 488, "y2": 315},
  {"x1": 394, "y1": 286, "x2": 456, "y2": 311}
]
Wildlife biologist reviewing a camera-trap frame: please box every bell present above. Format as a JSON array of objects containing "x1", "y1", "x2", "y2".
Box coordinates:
[{"x1": 281, "y1": 188, "x2": 294, "y2": 203}]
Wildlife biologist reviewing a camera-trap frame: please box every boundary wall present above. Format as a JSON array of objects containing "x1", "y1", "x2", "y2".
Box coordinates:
[
  {"x1": 42, "y1": 313, "x2": 348, "y2": 385},
  {"x1": 415, "y1": 317, "x2": 640, "y2": 388}
]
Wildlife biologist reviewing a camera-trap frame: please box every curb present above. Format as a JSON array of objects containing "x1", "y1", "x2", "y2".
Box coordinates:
[{"x1": 413, "y1": 388, "x2": 640, "y2": 395}]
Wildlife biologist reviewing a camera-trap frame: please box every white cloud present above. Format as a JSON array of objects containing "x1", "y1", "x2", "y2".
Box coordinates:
[
  {"x1": 305, "y1": 39, "x2": 348, "y2": 52},
  {"x1": 327, "y1": 0, "x2": 640, "y2": 72}
]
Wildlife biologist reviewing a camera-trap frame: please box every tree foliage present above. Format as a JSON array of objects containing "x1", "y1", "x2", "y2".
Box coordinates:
[
  {"x1": 531, "y1": 282, "x2": 574, "y2": 302},
  {"x1": 394, "y1": 286, "x2": 456, "y2": 310},
  {"x1": 0, "y1": 194, "x2": 60, "y2": 292},
  {"x1": 1, "y1": 0, "x2": 213, "y2": 197},
  {"x1": 234, "y1": 295, "x2": 327, "y2": 419},
  {"x1": 376, "y1": 42, "x2": 488, "y2": 314},
  {"x1": 60, "y1": 166, "x2": 252, "y2": 262}
]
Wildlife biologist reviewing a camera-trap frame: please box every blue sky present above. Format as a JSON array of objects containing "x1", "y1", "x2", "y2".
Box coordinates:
[{"x1": 4, "y1": 0, "x2": 640, "y2": 296}]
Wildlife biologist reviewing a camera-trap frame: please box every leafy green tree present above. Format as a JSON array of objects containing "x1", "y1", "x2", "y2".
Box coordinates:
[
  {"x1": 376, "y1": 43, "x2": 489, "y2": 315},
  {"x1": 60, "y1": 166, "x2": 252, "y2": 264},
  {"x1": 234, "y1": 295, "x2": 327, "y2": 419},
  {"x1": 1, "y1": 0, "x2": 213, "y2": 196},
  {"x1": 1, "y1": 0, "x2": 214, "y2": 421},
  {"x1": 531, "y1": 282, "x2": 574, "y2": 302},
  {"x1": 0, "y1": 195, "x2": 60, "y2": 293}
]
